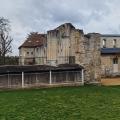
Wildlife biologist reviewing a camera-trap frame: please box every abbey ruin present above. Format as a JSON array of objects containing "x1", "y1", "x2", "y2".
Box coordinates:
[{"x1": 19, "y1": 23, "x2": 101, "y2": 84}]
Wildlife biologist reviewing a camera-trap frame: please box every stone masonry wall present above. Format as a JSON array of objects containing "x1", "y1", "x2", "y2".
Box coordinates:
[
  {"x1": 47, "y1": 23, "x2": 101, "y2": 84},
  {"x1": 84, "y1": 33, "x2": 101, "y2": 83}
]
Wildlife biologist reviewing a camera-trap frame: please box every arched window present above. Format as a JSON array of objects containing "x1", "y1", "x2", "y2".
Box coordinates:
[{"x1": 103, "y1": 39, "x2": 106, "y2": 48}]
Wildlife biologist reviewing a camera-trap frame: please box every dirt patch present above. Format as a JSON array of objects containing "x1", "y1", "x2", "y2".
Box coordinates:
[{"x1": 101, "y1": 78, "x2": 120, "y2": 86}]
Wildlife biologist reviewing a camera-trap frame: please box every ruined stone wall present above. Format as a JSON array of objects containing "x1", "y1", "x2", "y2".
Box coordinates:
[
  {"x1": 56, "y1": 23, "x2": 71, "y2": 64},
  {"x1": 67, "y1": 29, "x2": 101, "y2": 83},
  {"x1": 47, "y1": 30, "x2": 58, "y2": 66},
  {"x1": 19, "y1": 23, "x2": 102, "y2": 84},
  {"x1": 47, "y1": 23, "x2": 77, "y2": 66},
  {"x1": 84, "y1": 33, "x2": 101, "y2": 83},
  {"x1": 46, "y1": 23, "x2": 101, "y2": 83},
  {"x1": 72, "y1": 29, "x2": 86, "y2": 65}
]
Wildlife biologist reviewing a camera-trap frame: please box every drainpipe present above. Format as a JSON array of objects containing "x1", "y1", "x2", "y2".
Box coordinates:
[{"x1": 7, "y1": 71, "x2": 10, "y2": 88}]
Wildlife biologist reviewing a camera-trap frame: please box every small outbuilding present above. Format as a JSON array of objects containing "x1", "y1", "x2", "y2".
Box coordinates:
[{"x1": 0, "y1": 64, "x2": 84, "y2": 88}]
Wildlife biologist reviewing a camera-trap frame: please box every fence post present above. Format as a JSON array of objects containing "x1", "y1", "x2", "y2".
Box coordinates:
[
  {"x1": 22, "y1": 72, "x2": 24, "y2": 88},
  {"x1": 35, "y1": 73, "x2": 38, "y2": 85},
  {"x1": 8, "y1": 71, "x2": 10, "y2": 88},
  {"x1": 81, "y1": 69, "x2": 84, "y2": 85},
  {"x1": 49, "y1": 70, "x2": 52, "y2": 85}
]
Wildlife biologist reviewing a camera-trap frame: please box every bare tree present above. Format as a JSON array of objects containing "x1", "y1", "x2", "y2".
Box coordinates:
[{"x1": 0, "y1": 17, "x2": 13, "y2": 64}]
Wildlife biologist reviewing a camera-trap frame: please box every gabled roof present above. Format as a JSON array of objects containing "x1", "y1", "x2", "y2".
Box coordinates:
[
  {"x1": 101, "y1": 48, "x2": 120, "y2": 54},
  {"x1": 55, "y1": 23, "x2": 75, "y2": 30},
  {"x1": 19, "y1": 33, "x2": 47, "y2": 49}
]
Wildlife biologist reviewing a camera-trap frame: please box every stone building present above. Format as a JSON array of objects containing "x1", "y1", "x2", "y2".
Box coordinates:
[
  {"x1": 19, "y1": 23, "x2": 101, "y2": 84},
  {"x1": 19, "y1": 32, "x2": 47, "y2": 65},
  {"x1": 46, "y1": 23, "x2": 101, "y2": 83},
  {"x1": 101, "y1": 34, "x2": 120, "y2": 76}
]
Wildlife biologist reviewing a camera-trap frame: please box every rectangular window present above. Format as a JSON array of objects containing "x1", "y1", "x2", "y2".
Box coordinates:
[
  {"x1": 69, "y1": 56, "x2": 75, "y2": 64},
  {"x1": 31, "y1": 52, "x2": 33, "y2": 55},
  {"x1": 27, "y1": 52, "x2": 29, "y2": 55},
  {"x1": 36, "y1": 48, "x2": 39, "y2": 52},
  {"x1": 103, "y1": 39, "x2": 106, "y2": 48},
  {"x1": 113, "y1": 58, "x2": 118, "y2": 64},
  {"x1": 113, "y1": 39, "x2": 117, "y2": 48}
]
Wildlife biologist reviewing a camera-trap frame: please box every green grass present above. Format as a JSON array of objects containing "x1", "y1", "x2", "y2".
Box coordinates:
[{"x1": 0, "y1": 86, "x2": 120, "y2": 120}]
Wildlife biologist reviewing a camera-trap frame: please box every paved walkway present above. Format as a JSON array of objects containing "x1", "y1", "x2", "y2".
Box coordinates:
[{"x1": 101, "y1": 78, "x2": 120, "y2": 86}]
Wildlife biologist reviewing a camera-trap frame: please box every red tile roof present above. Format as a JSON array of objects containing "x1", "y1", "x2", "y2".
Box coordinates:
[{"x1": 19, "y1": 33, "x2": 47, "y2": 49}]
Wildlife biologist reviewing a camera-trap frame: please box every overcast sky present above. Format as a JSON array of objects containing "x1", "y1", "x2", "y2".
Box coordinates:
[{"x1": 0, "y1": 0, "x2": 120, "y2": 55}]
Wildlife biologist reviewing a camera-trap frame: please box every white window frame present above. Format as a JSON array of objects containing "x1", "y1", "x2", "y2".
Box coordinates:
[{"x1": 113, "y1": 39, "x2": 117, "y2": 48}]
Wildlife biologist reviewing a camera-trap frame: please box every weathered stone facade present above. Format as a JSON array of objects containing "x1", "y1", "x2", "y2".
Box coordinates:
[
  {"x1": 84, "y1": 33, "x2": 101, "y2": 83},
  {"x1": 47, "y1": 23, "x2": 84, "y2": 65},
  {"x1": 101, "y1": 35, "x2": 120, "y2": 48},
  {"x1": 101, "y1": 34, "x2": 120, "y2": 77},
  {"x1": 19, "y1": 23, "x2": 101, "y2": 84},
  {"x1": 46, "y1": 23, "x2": 101, "y2": 83},
  {"x1": 19, "y1": 33, "x2": 47, "y2": 65}
]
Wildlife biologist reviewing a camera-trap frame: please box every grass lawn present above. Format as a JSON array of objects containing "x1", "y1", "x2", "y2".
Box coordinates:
[{"x1": 0, "y1": 86, "x2": 120, "y2": 120}]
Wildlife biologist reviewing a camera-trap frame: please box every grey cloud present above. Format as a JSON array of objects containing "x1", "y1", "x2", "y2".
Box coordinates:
[{"x1": 0, "y1": 0, "x2": 119, "y2": 55}]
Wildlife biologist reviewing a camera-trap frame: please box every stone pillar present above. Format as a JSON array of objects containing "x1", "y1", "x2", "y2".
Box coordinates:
[
  {"x1": 84, "y1": 33, "x2": 101, "y2": 84},
  {"x1": 22, "y1": 72, "x2": 24, "y2": 88}
]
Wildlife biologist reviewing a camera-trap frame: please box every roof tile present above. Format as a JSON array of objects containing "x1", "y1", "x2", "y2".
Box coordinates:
[{"x1": 19, "y1": 33, "x2": 47, "y2": 49}]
